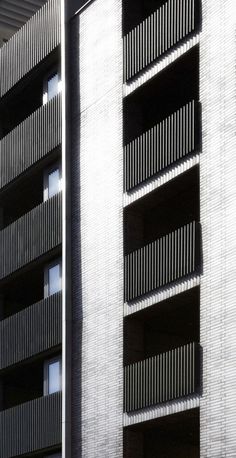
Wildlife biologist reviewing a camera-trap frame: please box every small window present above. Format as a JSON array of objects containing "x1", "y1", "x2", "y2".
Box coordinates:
[
  {"x1": 44, "y1": 260, "x2": 62, "y2": 298},
  {"x1": 43, "y1": 70, "x2": 61, "y2": 105},
  {"x1": 48, "y1": 73, "x2": 59, "y2": 101},
  {"x1": 44, "y1": 164, "x2": 61, "y2": 201},
  {"x1": 44, "y1": 357, "x2": 62, "y2": 396}
]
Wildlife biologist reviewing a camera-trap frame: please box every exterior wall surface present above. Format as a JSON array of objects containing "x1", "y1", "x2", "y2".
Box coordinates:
[
  {"x1": 200, "y1": 1, "x2": 236, "y2": 456},
  {"x1": 70, "y1": 0, "x2": 123, "y2": 456}
]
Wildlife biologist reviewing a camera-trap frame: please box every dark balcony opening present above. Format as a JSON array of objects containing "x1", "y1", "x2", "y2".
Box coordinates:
[
  {"x1": 123, "y1": 0, "x2": 166, "y2": 35},
  {"x1": 0, "y1": 150, "x2": 61, "y2": 230},
  {"x1": 0, "y1": 170, "x2": 43, "y2": 230},
  {"x1": 0, "y1": 265, "x2": 44, "y2": 320},
  {"x1": 123, "y1": 0, "x2": 201, "y2": 36},
  {"x1": 124, "y1": 45, "x2": 199, "y2": 145},
  {"x1": 124, "y1": 287, "x2": 199, "y2": 366},
  {"x1": 124, "y1": 166, "x2": 199, "y2": 255},
  {"x1": 0, "y1": 49, "x2": 60, "y2": 140},
  {"x1": 124, "y1": 408, "x2": 199, "y2": 458},
  {"x1": 22, "y1": 449, "x2": 62, "y2": 458},
  {"x1": 0, "y1": 359, "x2": 44, "y2": 410},
  {"x1": 0, "y1": 250, "x2": 61, "y2": 320}
]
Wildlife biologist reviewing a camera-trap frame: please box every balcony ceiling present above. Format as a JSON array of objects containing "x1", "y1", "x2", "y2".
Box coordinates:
[{"x1": 0, "y1": 0, "x2": 47, "y2": 37}]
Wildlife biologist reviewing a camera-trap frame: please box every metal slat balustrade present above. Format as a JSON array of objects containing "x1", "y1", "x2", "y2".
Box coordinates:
[
  {"x1": 0, "y1": 392, "x2": 62, "y2": 457},
  {"x1": 124, "y1": 100, "x2": 199, "y2": 192},
  {"x1": 0, "y1": 0, "x2": 61, "y2": 96},
  {"x1": 124, "y1": 0, "x2": 197, "y2": 82},
  {"x1": 125, "y1": 221, "x2": 199, "y2": 302},
  {"x1": 0, "y1": 292, "x2": 62, "y2": 370},
  {"x1": 0, "y1": 192, "x2": 62, "y2": 280},
  {"x1": 124, "y1": 342, "x2": 199, "y2": 412},
  {"x1": 0, "y1": 93, "x2": 62, "y2": 190}
]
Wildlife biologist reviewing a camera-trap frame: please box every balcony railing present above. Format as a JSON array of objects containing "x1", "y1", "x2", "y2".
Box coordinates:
[
  {"x1": 124, "y1": 342, "x2": 199, "y2": 412},
  {"x1": 125, "y1": 221, "x2": 199, "y2": 302},
  {"x1": 0, "y1": 193, "x2": 62, "y2": 280},
  {"x1": 0, "y1": 0, "x2": 61, "y2": 96},
  {"x1": 0, "y1": 392, "x2": 61, "y2": 457},
  {"x1": 0, "y1": 93, "x2": 61, "y2": 190},
  {"x1": 124, "y1": 0, "x2": 198, "y2": 82},
  {"x1": 0, "y1": 292, "x2": 62, "y2": 370},
  {"x1": 124, "y1": 100, "x2": 199, "y2": 192}
]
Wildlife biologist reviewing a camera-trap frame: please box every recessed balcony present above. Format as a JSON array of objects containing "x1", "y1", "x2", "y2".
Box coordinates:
[
  {"x1": 124, "y1": 341, "x2": 200, "y2": 412},
  {"x1": 0, "y1": 93, "x2": 61, "y2": 190},
  {"x1": 0, "y1": 0, "x2": 61, "y2": 97},
  {"x1": 123, "y1": 0, "x2": 200, "y2": 82},
  {"x1": 0, "y1": 193, "x2": 62, "y2": 280},
  {"x1": 0, "y1": 292, "x2": 62, "y2": 370},
  {"x1": 124, "y1": 100, "x2": 200, "y2": 192},
  {"x1": 125, "y1": 220, "x2": 200, "y2": 302},
  {"x1": 0, "y1": 392, "x2": 61, "y2": 458}
]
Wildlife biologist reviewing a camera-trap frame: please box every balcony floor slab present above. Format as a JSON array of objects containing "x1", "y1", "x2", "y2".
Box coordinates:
[
  {"x1": 123, "y1": 34, "x2": 200, "y2": 97},
  {"x1": 123, "y1": 152, "x2": 200, "y2": 207},
  {"x1": 123, "y1": 394, "x2": 200, "y2": 427},
  {"x1": 124, "y1": 273, "x2": 200, "y2": 316}
]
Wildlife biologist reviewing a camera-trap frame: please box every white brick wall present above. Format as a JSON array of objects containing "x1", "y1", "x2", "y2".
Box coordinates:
[
  {"x1": 200, "y1": 1, "x2": 236, "y2": 456},
  {"x1": 75, "y1": 0, "x2": 123, "y2": 456}
]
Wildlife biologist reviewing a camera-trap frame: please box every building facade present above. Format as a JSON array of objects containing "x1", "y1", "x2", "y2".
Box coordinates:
[{"x1": 0, "y1": 0, "x2": 235, "y2": 456}]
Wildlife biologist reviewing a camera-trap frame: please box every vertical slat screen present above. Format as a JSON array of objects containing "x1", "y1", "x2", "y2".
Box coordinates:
[
  {"x1": 124, "y1": 0, "x2": 197, "y2": 82},
  {"x1": 0, "y1": 193, "x2": 62, "y2": 280},
  {"x1": 125, "y1": 221, "x2": 198, "y2": 302},
  {"x1": 0, "y1": 392, "x2": 62, "y2": 457},
  {"x1": 0, "y1": 93, "x2": 62, "y2": 190},
  {"x1": 0, "y1": 292, "x2": 62, "y2": 370},
  {"x1": 124, "y1": 342, "x2": 199, "y2": 412},
  {"x1": 124, "y1": 100, "x2": 198, "y2": 192},
  {"x1": 0, "y1": 0, "x2": 61, "y2": 96}
]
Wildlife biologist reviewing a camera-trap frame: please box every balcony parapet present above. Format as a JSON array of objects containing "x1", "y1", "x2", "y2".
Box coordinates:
[
  {"x1": 124, "y1": 342, "x2": 200, "y2": 412},
  {"x1": 0, "y1": 392, "x2": 61, "y2": 457},
  {"x1": 124, "y1": 0, "x2": 198, "y2": 82},
  {"x1": 0, "y1": 0, "x2": 61, "y2": 97},
  {"x1": 125, "y1": 221, "x2": 200, "y2": 302},
  {"x1": 0, "y1": 193, "x2": 62, "y2": 280},
  {"x1": 0, "y1": 292, "x2": 62, "y2": 370},
  {"x1": 0, "y1": 93, "x2": 61, "y2": 190},
  {"x1": 124, "y1": 100, "x2": 200, "y2": 192}
]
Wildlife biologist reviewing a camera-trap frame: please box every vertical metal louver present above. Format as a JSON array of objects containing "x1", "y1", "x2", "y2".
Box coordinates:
[
  {"x1": 0, "y1": 93, "x2": 62, "y2": 190},
  {"x1": 124, "y1": 342, "x2": 199, "y2": 412},
  {"x1": 125, "y1": 221, "x2": 199, "y2": 302},
  {"x1": 124, "y1": 100, "x2": 199, "y2": 192},
  {"x1": 0, "y1": 193, "x2": 62, "y2": 280},
  {"x1": 0, "y1": 0, "x2": 61, "y2": 96},
  {"x1": 124, "y1": 0, "x2": 197, "y2": 81},
  {"x1": 0, "y1": 392, "x2": 62, "y2": 457}
]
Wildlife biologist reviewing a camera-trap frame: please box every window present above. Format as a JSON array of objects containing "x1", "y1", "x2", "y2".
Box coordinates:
[
  {"x1": 44, "y1": 164, "x2": 61, "y2": 201},
  {"x1": 44, "y1": 260, "x2": 62, "y2": 298},
  {"x1": 43, "y1": 70, "x2": 61, "y2": 105},
  {"x1": 48, "y1": 73, "x2": 59, "y2": 101},
  {"x1": 44, "y1": 357, "x2": 61, "y2": 396}
]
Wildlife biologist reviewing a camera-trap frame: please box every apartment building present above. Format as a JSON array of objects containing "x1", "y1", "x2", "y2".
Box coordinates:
[{"x1": 0, "y1": 0, "x2": 235, "y2": 457}]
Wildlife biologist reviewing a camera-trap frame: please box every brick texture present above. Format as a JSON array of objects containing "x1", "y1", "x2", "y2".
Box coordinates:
[
  {"x1": 200, "y1": 1, "x2": 236, "y2": 456},
  {"x1": 70, "y1": 0, "x2": 123, "y2": 457}
]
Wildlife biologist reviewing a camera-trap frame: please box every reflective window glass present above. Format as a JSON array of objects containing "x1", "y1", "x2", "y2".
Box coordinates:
[
  {"x1": 48, "y1": 264, "x2": 61, "y2": 296},
  {"x1": 48, "y1": 168, "x2": 60, "y2": 198},
  {"x1": 48, "y1": 360, "x2": 61, "y2": 394},
  {"x1": 48, "y1": 73, "x2": 59, "y2": 101}
]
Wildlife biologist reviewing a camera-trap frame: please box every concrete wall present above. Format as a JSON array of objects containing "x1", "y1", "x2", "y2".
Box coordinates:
[
  {"x1": 200, "y1": 1, "x2": 236, "y2": 456},
  {"x1": 69, "y1": 0, "x2": 123, "y2": 456}
]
